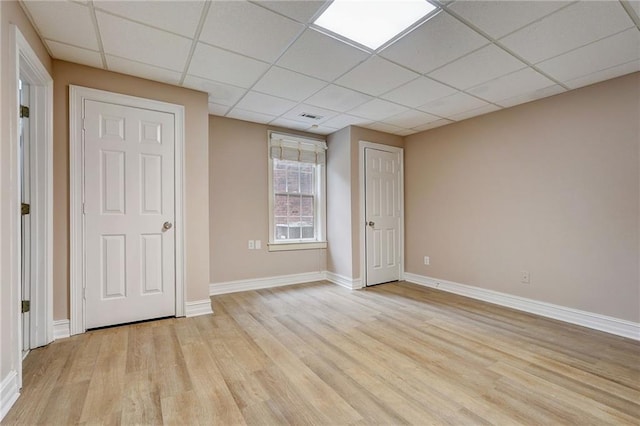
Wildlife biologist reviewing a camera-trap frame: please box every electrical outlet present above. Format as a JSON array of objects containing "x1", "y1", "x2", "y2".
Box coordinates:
[
  {"x1": 521, "y1": 270, "x2": 530, "y2": 284},
  {"x1": 255, "y1": 240, "x2": 262, "y2": 250},
  {"x1": 424, "y1": 256, "x2": 430, "y2": 265},
  {"x1": 248, "y1": 240, "x2": 255, "y2": 250}
]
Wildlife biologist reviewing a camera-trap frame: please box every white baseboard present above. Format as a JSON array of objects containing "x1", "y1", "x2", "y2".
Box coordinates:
[
  {"x1": 210, "y1": 271, "x2": 327, "y2": 296},
  {"x1": 404, "y1": 272, "x2": 640, "y2": 341},
  {"x1": 185, "y1": 299, "x2": 214, "y2": 317},
  {"x1": 326, "y1": 271, "x2": 363, "y2": 290},
  {"x1": 1, "y1": 371, "x2": 19, "y2": 421},
  {"x1": 53, "y1": 319, "x2": 70, "y2": 340}
]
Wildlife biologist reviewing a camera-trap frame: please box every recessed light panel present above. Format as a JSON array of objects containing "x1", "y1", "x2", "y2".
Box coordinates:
[{"x1": 314, "y1": 0, "x2": 437, "y2": 50}]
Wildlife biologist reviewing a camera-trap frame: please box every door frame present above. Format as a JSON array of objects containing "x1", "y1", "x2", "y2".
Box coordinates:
[
  {"x1": 9, "y1": 24, "x2": 54, "y2": 387},
  {"x1": 9, "y1": 25, "x2": 53, "y2": 350},
  {"x1": 69, "y1": 85, "x2": 186, "y2": 335},
  {"x1": 358, "y1": 141, "x2": 405, "y2": 287}
]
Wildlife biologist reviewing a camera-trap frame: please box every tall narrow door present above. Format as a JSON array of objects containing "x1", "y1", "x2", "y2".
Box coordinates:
[
  {"x1": 83, "y1": 100, "x2": 176, "y2": 329},
  {"x1": 365, "y1": 148, "x2": 401, "y2": 286}
]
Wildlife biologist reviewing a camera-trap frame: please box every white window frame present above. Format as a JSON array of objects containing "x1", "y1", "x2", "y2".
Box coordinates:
[{"x1": 268, "y1": 131, "x2": 327, "y2": 251}]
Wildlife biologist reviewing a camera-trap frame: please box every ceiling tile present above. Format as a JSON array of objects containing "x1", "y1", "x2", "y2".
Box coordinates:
[
  {"x1": 536, "y1": 28, "x2": 640, "y2": 83},
  {"x1": 270, "y1": 118, "x2": 313, "y2": 131},
  {"x1": 367, "y1": 122, "x2": 406, "y2": 136},
  {"x1": 396, "y1": 129, "x2": 417, "y2": 136},
  {"x1": 23, "y1": 1, "x2": 98, "y2": 50},
  {"x1": 200, "y1": 1, "x2": 304, "y2": 62},
  {"x1": 235, "y1": 92, "x2": 297, "y2": 116},
  {"x1": 380, "y1": 11, "x2": 488, "y2": 73},
  {"x1": 253, "y1": 67, "x2": 327, "y2": 102},
  {"x1": 93, "y1": 0, "x2": 204, "y2": 38},
  {"x1": 281, "y1": 104, "x2": 339, "y2": 124},
  {"x1": 277, "y1": 29, "x2": 369, "y2": 81},
  {"x1": 412, "y1": 119, "x2": 454, "y2": 132},
  {"x1": 336, "y1": 57, "x2": 419, "y2": 96},
  {"x1": 467, "y1": 68, "x2": 555, "y2": 104},
  {"x1": 496, "y1": 85, "x2": 565, "y2": 108},
  {"x1": 564, "y1": 60, "x2": 640, "y2": 90},
  {"x1": 188, "y1": 43, "x2": 269, "y2": 88},
  {"x1": 46, "y1": 40, "x2": 102, "y2": 68},
  {"x1": 428, "y1": 44, "x2": 526, "y2": 90},
  {"x1": 448, "y1": 103, "x2": 501, "y2": 121},
  {"x1": 321, "y1": 114, "x2": 372, "y2": 130},
  {"x1": 500, "y1": 1, "x2": 635, "y2": 64},
  {"x1": 629, "y1": 1, "x2": 640, "y2": 17},
  {"x1": 382, "y1": 110, "x2": 440, "y2": 128},
  {"x1": 182, "y1": 75, "x2": 246, "y2": 106},
  {"x1": 97, "y1": 11, "x2": 191, "y2": 72},
  {"x1": 306, "y1": 125, "x2": 339, "y2": 135},
  {"x1": 106, "y1": 55, "x2": 182, "y2": 85},
  {"x1": 258, "y1": 1, "x2": 328, "y2": 23},
  {"x1": 305, "y1": 85, "x2": 372, "y2": 112},
  {"x1": 448, "y1": 1, "x2": 571, "y2": 39},
  {"x1": 348, "y1": 99, "x2": 410, "y2": 121},
  {"x1": 417, "y1": 92, "x2": 489, "y2": 118},
  {"x1": 381, "y1": 77, "x2": 458, "y2": 108},
  {"x1": 208, "y1": 103, "x2": 230, "y2": 116},
  {"x1": 227, "y1": 108, "x2": 277, "y2": 124}
]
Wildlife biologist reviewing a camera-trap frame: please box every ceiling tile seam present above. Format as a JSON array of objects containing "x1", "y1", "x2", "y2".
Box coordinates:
[
  {"x1": 248, "y1": 0, "x2": 328, "y2": 26},
  {"x1": 619, "y1": 0, "x2": 640, "y2": 28},
  {"x1": 442, "y1": 1, "x2": 579, "y2": 41},
  {"x1": 422, "y1": 41, "x2": 523, "y2": 78},
  {"x1": 178, "y1": 0, "x2": 212, "y2": 86},
  {"x1": 17, "y1": 1, "x2": 55, "y2": 59},
  {"x1": 438, "y1": 7, "x2": 571, "y2": 91},
  {"x1": 91, "y1": 7, "x2": 199, "y2": 41},
  {"x1": 531, "y1": 25, "x2": 639, "y2": 68},
  {"x1": 36, "y1": 37, "x2": 101, "y2": 56},
  {"x1": 87, "y1": 1, "x2": 107, "y2": 69},
  {"x1": 563, "y1": 58, "x2": 640, "y2": 86},
  {"x1": 105, "y1": 52, "x2": 187, "y2": 75}
]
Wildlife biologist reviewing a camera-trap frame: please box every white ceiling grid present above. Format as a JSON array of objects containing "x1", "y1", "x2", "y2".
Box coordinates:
[{"x1": 21, "y1": 0, "x2": 640, "y2": 136}]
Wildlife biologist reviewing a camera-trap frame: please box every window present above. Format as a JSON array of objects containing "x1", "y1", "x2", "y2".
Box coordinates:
[{"x1": 268, "y1": 132, "x2": 327, "y2": 251}]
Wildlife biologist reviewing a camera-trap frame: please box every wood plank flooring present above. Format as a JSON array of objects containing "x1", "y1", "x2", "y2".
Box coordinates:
[{"x1": 4, "y1": 281, "x2": 639, "y2": 425}]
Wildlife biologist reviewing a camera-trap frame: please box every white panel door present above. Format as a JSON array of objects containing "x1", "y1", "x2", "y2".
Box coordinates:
[
  {"x1": 84, "y1": 100, "x2": 175, "y2": 329},
  {"x1": 365, "y1": 148, "x2": 401, "y2": 286}
]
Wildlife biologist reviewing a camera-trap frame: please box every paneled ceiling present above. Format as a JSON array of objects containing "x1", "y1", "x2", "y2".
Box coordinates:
[{"x1": 21, "y1": 0, "x2": 640, "y2": 136}]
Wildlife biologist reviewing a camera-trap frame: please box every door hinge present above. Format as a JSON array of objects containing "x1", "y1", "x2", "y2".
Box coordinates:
[
  {"x1": 21, "y1": 300, "x2": 30, "y2": 313},
  {"x1": 21, "y1": 203, "x2": 30, "y2": 215},
  {"x1": 20, "y1": 105, "x2": 29, "y2": 118}
]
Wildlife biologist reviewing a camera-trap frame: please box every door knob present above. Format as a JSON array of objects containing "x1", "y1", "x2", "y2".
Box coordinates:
[
  {"x1": 368, "y1": 221, "x2": 375, "y2": 227},
  {"x1": 163, "y1": 221, "x2": 173, "y2": 231}
]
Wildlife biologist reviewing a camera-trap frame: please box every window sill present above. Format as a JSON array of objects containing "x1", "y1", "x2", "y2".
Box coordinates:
[{"x1": 268, "y1": 241, "x2": 327, "y2": 252}]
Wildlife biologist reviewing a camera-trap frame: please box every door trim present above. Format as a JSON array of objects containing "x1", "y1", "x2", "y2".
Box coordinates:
[
  {"x1": 69, "y1": 85, "x2": 186, "y2": 335},
  {"x1": 358, "y1": 141, "x2": 405, "y2": 287}
]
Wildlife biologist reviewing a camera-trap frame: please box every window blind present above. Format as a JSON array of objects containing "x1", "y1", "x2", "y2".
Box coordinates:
[{"x1": 269, "y1": 132, "x2": 327, "y2": 165}]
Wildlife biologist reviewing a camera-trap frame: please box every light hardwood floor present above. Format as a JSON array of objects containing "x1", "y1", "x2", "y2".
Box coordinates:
[{"x1": 4, "y1": 281, "x2": 639, "y2": 425}]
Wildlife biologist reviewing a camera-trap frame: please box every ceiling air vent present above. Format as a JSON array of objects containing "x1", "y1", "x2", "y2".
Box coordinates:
[{"x1": 299, "y1": 112, "x2": 323, "y2": 120}]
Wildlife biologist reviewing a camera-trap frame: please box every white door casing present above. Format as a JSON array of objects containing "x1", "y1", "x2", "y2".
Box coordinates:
[
  {"x1": 359, "y1": 141, "x2": 404, "y2": 287},
  {"x1": 84, "y1": 100, "x2": 176, "y2": 329},
  {"x1": 70, "y1": 86, "x2": 186, "y2": 334}
]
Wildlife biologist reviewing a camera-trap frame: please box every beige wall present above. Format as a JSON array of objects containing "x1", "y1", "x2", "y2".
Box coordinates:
[
  {"x1": 209, "y1": 116, "x2": 326, "y2": 284},
  {"x1": 52, "y1": 60, "x2": 210, "y2": 319},
  {"x1": 1, "y1": 0, "x2": 52, "y2": 389},
  {"x1": 405, "y1": 72, "x2": 640, "y2": 322},
  {"x1": 327, "y1": 127, "x2": 353, "y2": 278}
]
